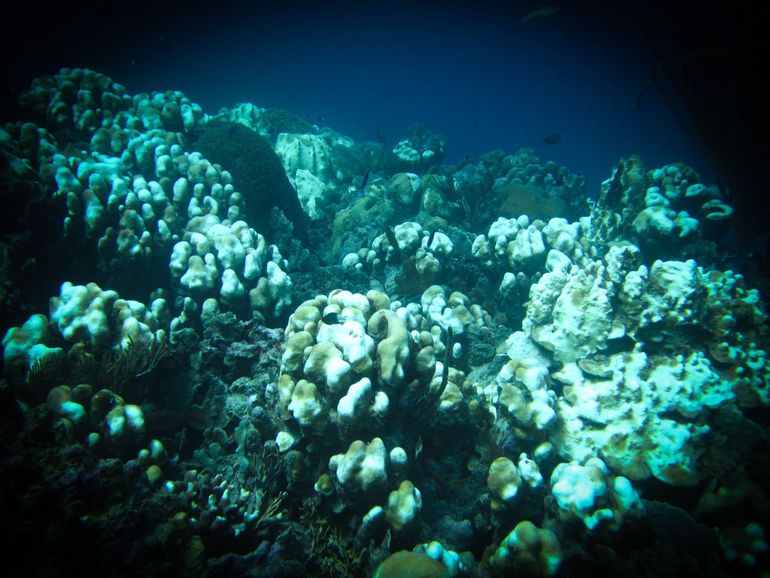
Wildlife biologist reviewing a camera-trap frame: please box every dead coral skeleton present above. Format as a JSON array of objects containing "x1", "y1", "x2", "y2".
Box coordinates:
[{"x1": 299, "y1": 497, "x2": 365, "y2": 578}]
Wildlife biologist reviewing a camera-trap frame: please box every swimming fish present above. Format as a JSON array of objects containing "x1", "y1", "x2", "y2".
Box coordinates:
[
  {"x1": 426, "y1": 230, "x2": 436, "y2": 249},
  {"x1": 361, "y1": 169, "x2": 371, "y2": 190},
  {"x1": 521, "y1": 5, "x2": 562, "y2": 24},
  {"x1": 542, "y1": 133, "x2": 562, "y2": 145},
  {"x1": 441, "y1": 326, "x2": 453, "y2": 393},
  {"x1": 384, "y1": 226, "x2": 401, "y2": 258},
  {"x1": 322, "y1": 312, "x2": 340, "y2": 325}
]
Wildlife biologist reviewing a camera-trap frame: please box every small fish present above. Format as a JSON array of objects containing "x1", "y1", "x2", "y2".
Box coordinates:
[
  {"x1": 436, "y1": 326, "x2": 454, "y2": 402},
  {"x1": 361, "y1": 169, "x2": 371, "y2": 190},
  {"x1": 426, "y1": 230, "x2": 436, "y2": 249},
  {"x1": 542, "y1": 133, "x2": 561, "y2": 145},
  {"x1": 384, "y1": 226, "x2": 401, "y2": 257},
  {"x1": 521, "y1": 5, "x2": 562, "y2": 24},
  {"x1": 322, "y1": 312, "x2": 340, "y2": 325}
]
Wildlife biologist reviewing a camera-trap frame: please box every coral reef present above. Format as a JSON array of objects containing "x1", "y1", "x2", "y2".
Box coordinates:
[{"x1": 1, "y1": 67, "x2": 769, "y2": 578}]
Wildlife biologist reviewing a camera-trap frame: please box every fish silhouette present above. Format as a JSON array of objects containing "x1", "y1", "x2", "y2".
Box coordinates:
[
  {"x1": 322, "y1": 312, "x2": 340, "y2": 325},
  {"x1": 542, "y1": 133, "x2": 562, "y2": 145},
  {"x1": 521, "y1": 5, "x2": 562, "y2": 24}
]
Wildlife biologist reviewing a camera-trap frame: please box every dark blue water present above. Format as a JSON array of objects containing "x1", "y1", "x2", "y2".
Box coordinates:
[{"x1": 3, "y1": 1, "x2": 714, "y2": 194}]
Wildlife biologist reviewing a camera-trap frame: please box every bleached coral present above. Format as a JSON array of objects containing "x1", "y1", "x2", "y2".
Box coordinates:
[
  {"x1": 275, "y1": 132, "x2": 333, "y2": 181},
  {"x1": 2, "y1": 313, "x2": 64, "y2": 380},
  {"x1": 277, "y1": 290, "x2": 386, "y2": 430},
  {"x1": 550, "y1": 457, "x2": 642, "y2": 532},
  {"x1": 368, "y1": 309, "x2": 411, "y2": 387},
  {"x1": 496, "y1": 356, "x2": 557, "y2": 431},
  {"x1": 490, "y1": 520, "x2": 562, "y2": 576},
  {"x1": 487, "y1": 456, "x2": 522, "y2": 511},
  {"x1": 275, "y1": 132, "x2": 335, "y2": 219},
  {"x1": 329, "y1": 437, "x2": 389, "y2": 500},
  {"x1": 391, "y1": 124, "x2": 446, "y2": 170},
  {"x1": 472, "y1": 215, "x2": 594, "y2": 302},
  {"x1": 171, "y1": 218, "x2": 291, "y2": 320},
  {"x1": 504, "y1": 248, "x2": 769, "y2": 488},
  {"x1": 523, "y1": 254, "x2": 615, "y2": 363},
  {"x1": 271, "y1": 285, "x2": 490, "y2": 534},
  {"x1": 277, "y1": 288, "x2": 451, "y2": 436},
  {"x1": 552, "y1": 351, "x2": 722, "y2": 485},
  {"x1": 11, "y1": 68, "x2": 293, "y2": 329},
  {"x1": 589, "y1": 157, "x2": 733, "y2": 261},
  {"x1": 342, "y1": 221, "x2": 454, "y2": 290},
  {"x1": 50, "y1": 281, "x2": 168, "y2": 350},
  {"x1": 385, "y1": 480, "x2": 422, "y2": 532}
]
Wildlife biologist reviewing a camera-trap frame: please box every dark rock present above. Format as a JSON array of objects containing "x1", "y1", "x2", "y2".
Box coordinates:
[{"x1": 191, "y1": 120, "x2": 309, "y2": 243}]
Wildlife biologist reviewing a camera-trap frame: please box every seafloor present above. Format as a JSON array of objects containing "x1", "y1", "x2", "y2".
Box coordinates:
[{"x1": 1, "y1": 68, "x2": 769, "y2": 578}]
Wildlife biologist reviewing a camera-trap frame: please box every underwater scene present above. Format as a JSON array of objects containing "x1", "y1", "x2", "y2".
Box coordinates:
[{"x1": 1, "y1": 2, "x2": 768, "y2": 577}]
